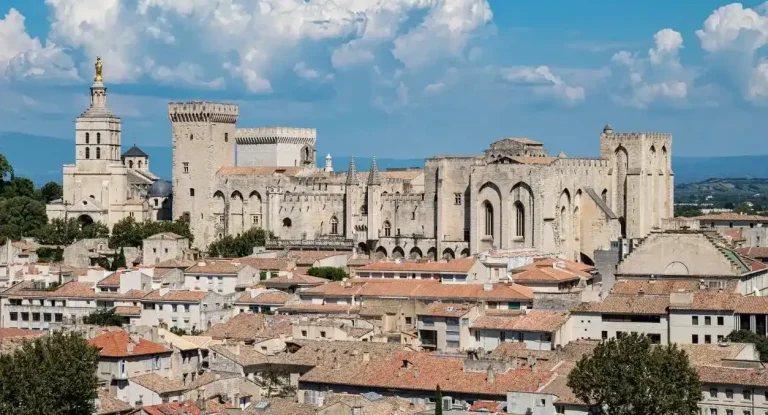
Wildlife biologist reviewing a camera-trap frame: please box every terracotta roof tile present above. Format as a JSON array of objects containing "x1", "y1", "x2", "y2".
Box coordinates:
[
  {"x1": 142, "y1": 289, "x2": 208, "y2": 302},
  {"x1": 0, "y1": 328, "x2": 46, "y2": 339},
  {"x1": 736, "y1": 296, "x2": 768, "y2": 314},
  {"x1": 573, "y1": 294, "x2": 669, "y2": 315},
  {"x1": 279, "y1": 303, "x2": 361, "y2": 314},
  {"x1": 697, "y1": 365, "x2": 768, "y2": 388},
  {"x1": 185, "y1": 259, "x2": 245, "y2": 275},
  {"x1": 418, "y1": 303, "x2": 472, "y2": 317},
  {"x1": 142, "y1": 399, "x2": 234, "y2": 415},
  {"x1": 264, "y1": 273, "x2": 328, "y2": 288},
  {"x1": 235, "y1": 290, "x2": 291, "y2": 305},
  {"x1": 96, "y1": 272, "x2": 122, "y2": 287},
  {"x1": 205, "y1": 313, "x2": 292, "y2": 341},
  {"x1": 669, "y1": 291, "x2": 741, "y2": 311},
  {"x1": 300, "y1": 351, "x2": 555, "y2": 397},
  {"x1": 303, "y1": 279, "x2": 533, "y2": 302},
  {"x1": 114, "y1": 306, "x2": 141, "y2": 317},
  {"x1": 738, "y1": 247, "x2": 768, "y2": 259},
  {"x1": 3, "y1": 281, "x2": 146, "y2": 300},
  {"x1": 234, "y1": 257, "x2": 293, "y2": 271},
  {"x1": 89, "y1": 331, "x2": 170, "y2": 358},
  {"x1": 358, "y1": 257, "x2": 477, "y2": 273},
  {"x1": 471, "y1": 310, "x2": 569, "y2": 332},
  {"x1": 145, "y1": 232, "x2": 184, "y2": 240},
  {"x1": 155, "y1": 258, "x2": 197, "y2": 268},
  {"x1": 97, "y1": 390, "x2": 132, "y2": 414},
  {"x1": 611, "y1": 280, "x2": 703, "y2": 295},
  {"x1": 694, "y1": 213, "x2": 768, "y2": 222},
  {"x1": 130, "y1": 373, "x2": 186, "y2": 394},
  {"x1": 287, "y1": 250, "x2": 350, "y2": 265},
  {"x1": 679, "y1": 343, "x2": 753, "y2": 366}
]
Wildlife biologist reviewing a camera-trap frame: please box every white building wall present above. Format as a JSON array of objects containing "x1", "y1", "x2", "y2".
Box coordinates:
[{"x1": 669, "y1": 311, "x2": 734, "y2": 344}]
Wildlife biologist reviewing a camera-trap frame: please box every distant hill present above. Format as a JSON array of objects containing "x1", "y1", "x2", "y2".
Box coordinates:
[{"x1": 3, "y1": 131, "x2": 768, "y2": 185}]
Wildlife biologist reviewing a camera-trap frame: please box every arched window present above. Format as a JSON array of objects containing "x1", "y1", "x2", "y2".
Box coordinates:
[
  {"x1": 85, "y1": 148, "x2": 90, "y2": 159},
  {"x1": 96, "y1": 147, "x2": 101, "y2": 159},
  {"x1": 129, "y1": 160, "x2": 134, "y2": 168},
  {"x1": 360, "y1": 205, "x2": 367, "y2": 215},
  {"x1": 85, "y1": 132, "x2": 90, "y2": 144},
  {"x1": 283, "y1": 218, "x2": 292, "y2": 227},
  {"x1": 330, "y1": 216, "x2": 339, "y2": 235},
  {"x1": 138, "y1": 160, "x2": 143, "y2": 169},
  {"x1": 383, "y1": 221, "x2": 391, "y2": 237},
  {"x1": 601, "y1": 189, "x2": 608, "y2": 203},
  {"x1": 514, "y1": 201, "x2": 525, "y2": 238},
  {"x1": 483, "y1": 201, "x2": 494, "y2": 237},
  {"x1": 96, "y1": 133, "x2": 101, "y2": 144}
]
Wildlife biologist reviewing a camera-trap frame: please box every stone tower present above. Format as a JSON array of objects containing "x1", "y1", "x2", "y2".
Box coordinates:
[
  {"x1": 168, "y1": 102, "x2": 239, "y2": 248},
  {"x1": 344, "y1": 157, "x2": 359, "y2": 240},
  {"x1": 600, "y1": 125, "x2": 673, "y2": 240},
  {"x1": 366, "y1": 157, "x2": 382, "y2": 242}
]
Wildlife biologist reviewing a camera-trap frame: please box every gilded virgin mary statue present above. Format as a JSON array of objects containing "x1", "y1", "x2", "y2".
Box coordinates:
[{"x1": 95, "y1": 57, "x2": 103, "y2": 82}]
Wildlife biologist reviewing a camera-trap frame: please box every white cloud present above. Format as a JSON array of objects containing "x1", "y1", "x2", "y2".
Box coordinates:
[
  {"x1": 374, "y1": 81, "x2": 410, "y2": 112},
  {"x1": 501, "y1": 65, "x2": 585, "y2": 104},
  {"x1": 144, "y1": 59, "x2": 225, "y2": 89},
  {"x1": 610, "y1": 28, "x2": 690, "y2": 108},
  {"x1": 293, "y1": 62, "x2": 333, "y2": 82},
  {"x1": 0, "y1": 8, "x2": 77, "y2": 80},
  {"x1": 423, "y1": 82, "x2": 445, "y2": 95},
  {"x1": 696, "y1": 2, "x2": 768, "y2": 101}
]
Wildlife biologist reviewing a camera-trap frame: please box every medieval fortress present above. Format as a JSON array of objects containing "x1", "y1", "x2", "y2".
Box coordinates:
[
  {"x1": 49, "y1": 61, "x2": 674, "y2": 263},
  {"x1": 169, "y1": 102, "x2": 673, "y2": 262}
]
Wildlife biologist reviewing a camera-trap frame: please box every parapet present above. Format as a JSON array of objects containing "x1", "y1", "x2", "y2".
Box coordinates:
[
  {"x1": 235, "y1": 127, "x2": 317, "y2": 145},
  {"x1": 601, "y1": 131, "x2": 672, "y2": 142},
  {"x1": 168, "y1": 101, "x2": 239, "y2": 123}
]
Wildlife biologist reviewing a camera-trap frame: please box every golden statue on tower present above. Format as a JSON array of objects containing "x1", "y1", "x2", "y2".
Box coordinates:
[{"x1": 94, "y1": 57, "x2": 103, "y2": 83}]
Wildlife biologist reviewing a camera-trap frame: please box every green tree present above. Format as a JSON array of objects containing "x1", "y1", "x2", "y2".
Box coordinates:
[
  {"x1": 435, "y1": 385, "x2": 443, "y2": 415},
  {"x1": 1, "y1": 177, "x2": 37, "y2": 199},
  {"x1": 0, "y1": 197, "x2": 47, "y2": 241},
  {"x1": 307, "y1": 266, "x2": 348, "y2": 281},
  {"x1": 39, "y1": 181, "x2": 63, "y2": 203},
  {"x1": 208, "y1": 228, "x2": 273, "y2": 258},
  {"x1": 109, "y1": 217, "x2": 194, "y2": 248},
  {"x1": 35, "y1": 218, "x2": 109, "y2": 246},
  {"x1": 724, "y1": 202, "x2": 735, "y2": 210},
  {"x1": 727, "y1": 330, "x2": 768, "y2": 362},
  {"x1": 82, "y1": 308, "x2": 123, "y2": 326},
  {"x1": 673, "y1": 206, "x2": 702, "y2": 218},
  {"x1": 0, "y1": 154, "x2": 13, "y2": 184},
  {"x1": 0, "y1": 332, "x2": 99, "y2": 414},
  {"x1": 36, "y1": 247, "x2": 64, "y2": 263},
  {"x1": 112, "y1": 247, "x2": 127, "y2": 270},
  {"x1": 80, "y1": 222, "x2": 110, "y2": 239},
  {"x1": 254, "y1": 365, "x2": 297, "y2": 398},
  {"x1": 567, "y1": 333, "x2": 700, "y2": 415}
]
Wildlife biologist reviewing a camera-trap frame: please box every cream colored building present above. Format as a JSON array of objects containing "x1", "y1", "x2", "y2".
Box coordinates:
[
  {"x1": 46, "y1": 59, "x2": 171, "y2": 228},
  {"x1": 169, "y1": 100, "x2": 673, "y2": 262}
]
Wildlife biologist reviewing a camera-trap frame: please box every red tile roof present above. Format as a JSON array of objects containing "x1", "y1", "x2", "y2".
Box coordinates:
[
  {"x1": 235, "y1": 290, "x2": 291, "y2": 305},
  {"x1": 142, "y1": 289, "x2": 208, "y2": 302},
  {"x1": 736, "y1": 296, "x2": 768, "y2": 314},
  {"x1": 471, "y1": 310, "x2": 570, "y2": 332},
  {"x1": 0, "y1": 328, "x2": 46, "y2": 339},
  {"x1": 300, "y1": 351, "x2": 555, "y2": 397},
  {"x1": 88, "y1": 331, "x2": 170, "y2": 358},
  {"x1": 96, "y1": 272, "x2": 122, "y2": 287},
  {"x1": 185, "y1": 259, "x2": 246, "y2": 275},
  {"x1": 234, "y1": 257, "x2": 294, "y2": 271},
  {"x1": 264, "y1": 273, "x2": 328, "y2": 288},
  {"x1": 114, "y1": 306, "x2": 141, "y2": 317},
  {"x1": 304, "y1": 279, "x2": 533, "y2": 302},
  {"x1": 573, "y1": 294, "x2": 669, "y2": 315},
  {"x1": 418, "y1": 303, "x2": 472, "y2": 317},
  {"x1": 141, "y1": 400, "x2": 234, "y2": 415},
  {"x1": 358, "y1": 257, "x2": 477, "y2": 274},
  {"x1": 737, "y1": 247, "x2": 768, "y2": 259}
]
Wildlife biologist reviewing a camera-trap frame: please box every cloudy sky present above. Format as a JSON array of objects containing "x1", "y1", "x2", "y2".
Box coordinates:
[{"x1": 1, "y1": 0, "x2": 768, "y2": 159}]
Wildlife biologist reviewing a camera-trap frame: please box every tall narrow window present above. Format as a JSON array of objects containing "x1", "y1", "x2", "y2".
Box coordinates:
[
  {"x1": 384, "y1": 221, "x2": 391, "y2": 237},
  {"x1": 138, "y1": 161, "x2": 143, "y2": 169},
  {"x1": 225, "y1": 132, "x2": 229, "y2": 142},
  {"x1": 85, "y1": 148, "x2": 90, "y2": 159},
  {"x1": 190, "y1": 188, "x2": 195, "y2": 197},
  {"x1": 96, "y1": 147, "x2": 101, "y2": 159},
  {"x1": 96, "y1": 132, "x2": 101, "y2": 144},
  {"x1": 129, "y1": 160, "x2": 134, "y2": 168},
  {"x1": 515, "y1": 202, "x2": 525, "y2": 238},
  {"x1": 483, "y1": 201, "x2": 494, "y2": 237},
  {"x1": 85, "y1": 132, "x2": 90, "y2": 144},
  {"x1": 330, "y1": 216, "x2": 338, "y2": 235},
  {"x1": 183, "y1": 162, "x2": 189, "y2": 173}
]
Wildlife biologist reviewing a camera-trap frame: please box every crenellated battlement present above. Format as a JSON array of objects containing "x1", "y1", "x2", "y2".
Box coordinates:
[
  {"x1": 382, "y1": 194, "x2": 424, "y2": 202},
  {"x1": 601, "y1": 131, "x2": 672, "y2": 142},
  {"x1": 282, "y1": 193, "x2": 345, "y2": 203},
  {"x1": 168, "y1": 101, "x2": 239, "y2": 123},
  {"x1": 235, "y1": 127, "x2": 316, "y2": 145},
  {"x1": 551, "y1": 158, "x2": 610, "y2": 168}
]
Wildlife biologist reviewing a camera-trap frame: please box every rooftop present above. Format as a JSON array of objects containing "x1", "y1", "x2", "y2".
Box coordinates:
[
  {"x1": 418, "y1": 302, "x2": 472, "y2": 317},
  {"x1": 573, "y1": 294, "x2": 670, "y2": 315},
  {"x1": 471, "y1": 310, "x2": 570, "y2": 332},
  {"x1": 185, "y1": 259, "x2": 247, "y2": 275},
  {"x1": 129, "y1": 373, "x2": 186, "y2": 394},
  {"x1": 263, "y1": 273, "x2": 328, "y2": 288},
  {"x1": 205, "y1": 313, "x2": 292, "y2": 341},
  {"x1": 357, "y1": 257, "x2": 478, "y2": 274},
  {"x1": 303, "y1": 279, "x2": 533, "y2": 302},
  {"x1": 88, "y1": 331, "x2": 170, "y2": 358}
]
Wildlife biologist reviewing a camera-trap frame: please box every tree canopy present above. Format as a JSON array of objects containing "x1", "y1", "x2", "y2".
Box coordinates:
[
  {"x1": 109, "y1": 217, "x2": 193, "y2": 249},
  {"x1": 39, "y1": 182, "x2": 63, "y2": 203},
  {"x1": 34, "y1": 218, "x2": 109, "y2": 246},
  {"x1": 567, "y1": 333, "x2": 701, "y2": 415},
  {"x1": 82, "y1": 308, "x2": 124, "y2": 326},
  {"x1": 0, "y1": 197, "x2": 48, "y2": 241},
  {"x1": 307, "y1": 266, "x2": 348, "y2": 281},
  {"x1": 207, "y1": 228, "x2": 273, "y2": 258},
  {"x1": 727, "y1": 330, "x2": 768, "y2": 361},
  {"x1": 0, "y1": 332, "x2": 99, "y2": 415}
]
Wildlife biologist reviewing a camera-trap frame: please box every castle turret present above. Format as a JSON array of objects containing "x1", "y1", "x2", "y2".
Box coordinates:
[
  {"x1": 366, "y1": 157, "x2": 382, "y2": 242},
  {"x1": 344, "y1": 157, "x2": 358, "y2": 240},
  {"x1": 324, "y1": 153, "x2": 333, "y2": 172}
]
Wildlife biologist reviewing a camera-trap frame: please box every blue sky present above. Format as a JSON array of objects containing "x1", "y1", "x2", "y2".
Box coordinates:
[{"x1": 1, "y1": 0, "x2": 768, "y2": 160}]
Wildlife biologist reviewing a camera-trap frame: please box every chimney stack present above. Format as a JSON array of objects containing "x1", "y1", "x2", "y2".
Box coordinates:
[
  {"x1": 487, "y1": 365, "x2": 496, "y2": 384},
  {"x1": 363, "y1": 352, "x2": 370, "y2": 363}
]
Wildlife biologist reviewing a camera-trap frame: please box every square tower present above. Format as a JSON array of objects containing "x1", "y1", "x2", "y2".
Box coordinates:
[{"x1": 168, "y1": 102, "x2": 239, "y2": 248}]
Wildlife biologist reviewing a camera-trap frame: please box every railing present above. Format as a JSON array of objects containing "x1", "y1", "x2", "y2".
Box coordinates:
[{"x1": 265, "y1": 238, "x2": 354, "y2": 250}]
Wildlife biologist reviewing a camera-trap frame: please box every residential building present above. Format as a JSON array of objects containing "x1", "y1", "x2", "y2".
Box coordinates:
[
  {"x1": 416, "y1": 303, "x2": 478, "y2": 352},
  {"x1": 470, "y1": 309, "x2": 571, "y2": 352},
  {"x1": 508, "y1": 258, "x2": 595, "y2": 292},
  {"x1": 142, "y1": 233, "x2": 192, "y2": 266},
  {"x1": 570, "y1": 293, "x2": 669, "y2": 344},
  {"x1": 183, "y1": 260, "x2": 259, "y2": 294},
  {"x1": 263, "y1": 273, "x2": 328, "y2": 293},
  {"x1": 233, "y1": 288, "x2": 292, "y2": 314},
  {"x1": 354, "y1": 257, "x2": 486, "y2": 284},
  {"x1": 137, "y1": 288, "x2": 231, "y2": 331},
  {"x1": 292, "y1": 316, "x2": 376, "y2": 342}
]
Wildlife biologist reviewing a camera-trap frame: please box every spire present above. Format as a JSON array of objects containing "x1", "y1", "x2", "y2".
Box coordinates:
[
  {"x1": 603, "y1": 123, "x2": 613, "y2": 134},
  {"x1": 87, "y1": 56, "x2": 109, "y2": 113},
  {"x1": 367, "y1": 156, "x2": 381, "y2": 185},
  {"x1": 345, "y1": 157, "x2": 358, "y2": 185},
  {"x1": 324, "y1": 153, "x2": 334, "y2": 173}
]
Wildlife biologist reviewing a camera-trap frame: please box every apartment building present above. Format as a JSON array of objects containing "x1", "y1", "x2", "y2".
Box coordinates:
[
  {"x1": 354, "y1": 257, "x2": 486, "y2": 284},
  {"x1": 233, "y1": 288, "x2": 292, "y2": 314},
  {"x1": 0, "y1": 281, "x2": 146, "y2": 330},
  {"x1": 235, "y1": 257, "x2": 295, "y2": 279},
  {"x1": 416, "y1": 303, "x2": 478, "y2": 352},
  {"x1": 183, "y1": 260, "x2": 259, "y2": 294},
  {"x1": 291, "y1": 316, "x2": 376, "y2": 342},
  {"x1": 508, "y1": 258, "x2": 595, "y2": 292},
  {"x1": 136, "y1": 288, "x2": 231, "y2": 331},
  {"x1": 470, "y1": 309, "x2": 571, "y2": 352},
  {"x1": 263, "y1": 273, "x2": 328, "y2": 293},
  {"x1": 142, "y1": 232, "x2": 192, "y2": 266},
  {"x1": 669, "y1": 291, "x2": 740, "y2": 345},
  {"x1": 156, "y1": 328, "x2": 205, "y2": 385},
  {"x1": 570, "y1": 293, "x2": 669, "y2": 344}
]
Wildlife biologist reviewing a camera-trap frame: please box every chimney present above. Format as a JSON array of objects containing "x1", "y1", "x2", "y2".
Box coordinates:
[
  {"x1": 196, "y1": 393, "x2": 205, "y2": 410},
  {"x1": 638, "y1": 289, "x2": 644, "y2": 296},
  {"x1": 127, "y1": 342, "x2": 135, "y2": 353},
  {"x1": 363, "y1": 352, "x2": 370, "y2": 363},
  {"x1": 487, "y1": 366, "x2": 496, "y2": 384},
  {"x1": 232, "y1": 393, "x2": 239, "y2": 408},
  {"x1": 159, "y1": 286, "x2": 169, "y2": 297},
  {"x1": 483, "y1": 283, "x2": 493, "y2": 292},
  {"x1": 129, "y1": 332, "x2": 140, "y2": 346}
]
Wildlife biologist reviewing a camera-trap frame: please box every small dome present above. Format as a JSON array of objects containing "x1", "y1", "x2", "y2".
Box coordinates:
[
  {"x1": 149, "y1": 180, "x2": 172, "y2": 197},
  {"x1": 326, "y1": 153, "x2": 332, "y2": 159},
  {"x1": 603, "y1": 123, "x2": 613, "y2": 133}
]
